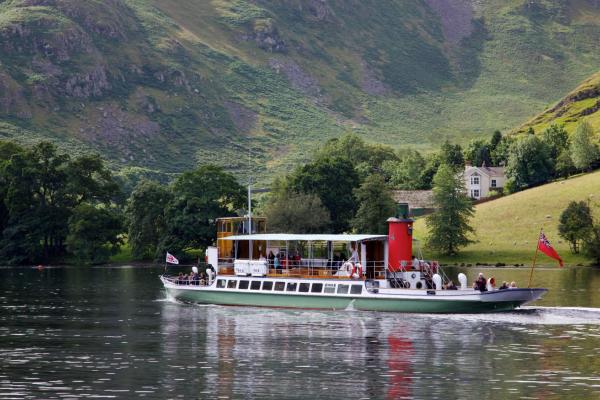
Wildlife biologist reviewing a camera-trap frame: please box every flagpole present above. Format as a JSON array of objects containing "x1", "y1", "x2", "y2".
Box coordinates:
[{"x1": 527, "y1": 228, "x2": 542, "y2": 288}]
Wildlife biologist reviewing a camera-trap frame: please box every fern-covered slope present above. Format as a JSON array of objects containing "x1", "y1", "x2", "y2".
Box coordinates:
[{"x1": 0, "y1": 0, "x2": 599, "y2": 182}]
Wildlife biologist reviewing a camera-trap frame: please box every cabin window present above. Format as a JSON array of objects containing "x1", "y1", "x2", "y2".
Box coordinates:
[
  {"x1": 311, "y1": 283, "x2": 323, "y2": 293},
  {"x1": 286, "y1": 282, "x2": 297, "y2": 292},
  {"x1": 227, "y1": 280, "x2": 237, "y2": 289},
  {"x1": 250, "y1": 281, "x2": 261, "y2": 290},
  {"x1": 299, "y1": 283, "x2": 310, "y2": 293},
  {"x1": 274, "y1": 282, "x2": 285, "y2": 291},
  {"x1": 262, "y1": 281, "x2": 273, "y2": 291},
  {"x1": 239, "y1": 280, "x2": 249, "y2": 289},
  {"x1": 217, "y1": 279, "x2": 226, "y2": 288},
  {"x1": 351, "y1": 285, "x2": 363, "y2": 295},
  {"x1": 337, "y1": 284, "x2": 349, "y2": 294},
  {"x1": 324, "y1": 284, "x2": 336, "y2": 294}
]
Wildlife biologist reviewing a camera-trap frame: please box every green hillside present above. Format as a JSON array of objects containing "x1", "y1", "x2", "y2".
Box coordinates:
[
  {"x1": 1, "y1": 0, "x2": 600, "y2": 183},
  {"x1": 514, "y1": 71, "x2": 600, "y2": 135},
  {"x1": 414, "y1": 170, "x2": 600, "y2": 266}
]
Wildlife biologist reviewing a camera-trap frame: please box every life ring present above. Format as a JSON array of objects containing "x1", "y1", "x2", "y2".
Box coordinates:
[
  {"x1": 351, "y1": 263, "x2": 362, "y2": 279},
  {"x1": 342, "y1": 262, "x2": 354, "y2": 277}
]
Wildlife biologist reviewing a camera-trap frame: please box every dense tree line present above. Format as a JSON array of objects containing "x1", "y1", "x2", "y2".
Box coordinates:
[{"x1": 0, "y1": 141, "x2": 121, "y2": 265}]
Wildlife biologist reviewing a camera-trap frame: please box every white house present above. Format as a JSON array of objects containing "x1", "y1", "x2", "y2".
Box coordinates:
[{"x1": 463, "y1": 163, "x2": 506, "y2": 200}]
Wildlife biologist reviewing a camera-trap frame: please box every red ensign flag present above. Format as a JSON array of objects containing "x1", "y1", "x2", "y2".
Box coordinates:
[{"x1": 538, "y1": 232, "x2": 563, "y2": 267}]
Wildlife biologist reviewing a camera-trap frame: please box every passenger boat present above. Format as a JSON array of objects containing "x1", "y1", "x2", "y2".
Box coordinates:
[{"x1": 161, "y1": 215, "x2": 548, "y2": 313}]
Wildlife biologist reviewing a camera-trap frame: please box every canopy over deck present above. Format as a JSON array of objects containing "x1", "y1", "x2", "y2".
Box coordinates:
[{"x1": 220, "y1": 233, "x2": 387, "y2": 242}]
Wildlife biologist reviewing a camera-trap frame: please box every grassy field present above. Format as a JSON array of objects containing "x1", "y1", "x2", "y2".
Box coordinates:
[
  {"x1": 514, "y1": 71, "x2": 600, "y2": 136},
  {"x1": 414, "y1": 170, "x2": 600, "y2": 267}
]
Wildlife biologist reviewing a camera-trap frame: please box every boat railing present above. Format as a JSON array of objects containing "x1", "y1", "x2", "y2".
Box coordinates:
[
  {"x1": 216, "y1": 258, "x2": 387, "y2": 279},
  {"x1": 162, "y1": 274, "x2": 211, "y2": 286}
]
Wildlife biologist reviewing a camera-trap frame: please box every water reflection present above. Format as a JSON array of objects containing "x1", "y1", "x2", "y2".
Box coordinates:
[
  {"x1": 1, "y1": 266, "x2": 600, "y2": 399},
  {"x1": 159, "y1": 303, "x2": 600, "y2": 399}
]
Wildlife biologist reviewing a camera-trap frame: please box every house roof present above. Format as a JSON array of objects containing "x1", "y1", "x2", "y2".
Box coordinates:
[
  {"x1": 465, "y1": 165, "x2": 505, "y2": 178},
  {"x1": 391, "y1": 190, "x2": 435, "y2": 209}
]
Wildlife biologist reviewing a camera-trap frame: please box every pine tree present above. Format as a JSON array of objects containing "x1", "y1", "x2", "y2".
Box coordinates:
[{"x1": 426, "y1": 164, "x2": 475, "y2": 255}]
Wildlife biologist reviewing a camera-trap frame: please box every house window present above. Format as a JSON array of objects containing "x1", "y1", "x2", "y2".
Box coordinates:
[
  {"x1": 473, "y1": 189, "x2": 480, "y2": 198},
  {"x1": 491, "y1": 179, "x2": 497, "y2": 188},
  {"x1": 471, "y1": 176, "x2": 480, "y2": 185}
]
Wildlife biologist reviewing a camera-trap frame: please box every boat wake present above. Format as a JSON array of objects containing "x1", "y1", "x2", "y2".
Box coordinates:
[{"x1": 427, "y1": 306, "x2": 600, "y2": 325}]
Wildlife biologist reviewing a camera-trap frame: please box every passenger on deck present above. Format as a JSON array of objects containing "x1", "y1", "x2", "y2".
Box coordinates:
[
  {"x1": 200, "y1": 272, "x2": 207, "y2": 286},
  {"x1": 268, "y1": 251, "x2": 275, "y2": 268},
  {"x1": 473, "y1": 273, "x2": 487, "y2": 292},
  {"x1": 182, "y1": 273, "x2": 189, "y2": 285},
  {"x1": 499, "y1": 281, "x2": 509, "y2": 290},
  {"x1": 274, "y1": 253, "x2": 281, "y2": 270},
  {"x1": 445, "y1": 280, "x2": 458, "y2": 290},
  {"x1": 509, "y1": 281, "x2": 518, "y2": 288},
  {"x1": 349, "y1": 244, "x2": 358, "y2": 263},
  {"x1": 177, "y1": 272, "x2": 184, "y2": 285}
]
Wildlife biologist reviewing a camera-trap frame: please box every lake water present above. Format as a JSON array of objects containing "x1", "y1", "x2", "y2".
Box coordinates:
[{"x1": 1, "y1": 265, "x2": 600, "y2": 399}]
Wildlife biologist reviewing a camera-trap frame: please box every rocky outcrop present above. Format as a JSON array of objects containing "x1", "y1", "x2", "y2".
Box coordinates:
[
  {"x1": 251, "y1": 20, "x2": 286, "y2": 53},
  {"x1": 424, "y1": 0, "x2": 474, "y2": 45},
  {"x1": 269, "y1": 59, "x2": 321, "y2": 97},
  {"x1": 223, "y1": 101, "x2": 257, "y2": 133},
  {"x1": 360, "y1": 60, "x2": 388, "y2": 96},
  {"x1": 0, "y1": 72, "x2": 32, "y2": 118},
  {"x1": 78, "y1": 105, "x2": 160, "y2": 162},
  {"x1": 65, "y1": 65, "x2": 110, "y2": 98}
]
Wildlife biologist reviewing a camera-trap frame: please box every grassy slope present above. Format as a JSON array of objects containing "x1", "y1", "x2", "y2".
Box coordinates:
[
  {"x1": 414, "y1": 170, "x2": 600, "y2": 266},
  {"x1": 513, "y1": 71, "x2": 600, "y2": 135},
  {"x1": 0, "y1": 0, "x2": 600, "y2": 184}
]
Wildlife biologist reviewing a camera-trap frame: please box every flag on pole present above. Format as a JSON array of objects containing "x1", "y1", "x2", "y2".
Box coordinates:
[
  {"x1": 537, "y1": 232, "x2": 563, "y2": 267},
  {"x1": 166, "y1": 252, "x2": 179, "y2": 265}
]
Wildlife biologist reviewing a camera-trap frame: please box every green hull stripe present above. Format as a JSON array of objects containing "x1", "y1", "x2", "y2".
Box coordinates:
[{"x1": 167, "y1": 288, "x2": 524, "y2": 313}]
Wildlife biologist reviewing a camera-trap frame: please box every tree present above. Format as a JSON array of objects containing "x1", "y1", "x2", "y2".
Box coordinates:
[
  {"x1": 352, "y1": 174, "x2": 397, "y2": 234},
  {"x1": 66, "y1": 204, "x2": 123, "y2": 264},
  {"x1": 290, "y1": 156, "x2": 359, "y2": 233},
  {"x1": 490, "y1": 130, "x2": 503, "y2": 151},
  {"x1": 542, "y1": 124, "x2": 569, "y2": 161},
  {"x1": 583, "y1": 225, "x2": 600, "y2": 266},
  {"x1": 558, "y1": 201, "x2": 593, "y2": 253},
  {"x1": 439, "y1": 140, "x2": 464, "y2": 169},
  {"x1": 570, "y1": 121, "x2": 599, "y2": 171},
  {"x1": 426, "y1": 164, "x2": 475, "y2": 255},
  {"x1": 464, "y1": 139, "x2": 491, "y2": 167},
  {"x1": 491, "y1": 135, "x2": 514, "y2": 166},
  {"x1": 555, "y1": 149, "x2": 576, "y2": 178},
  {"x1": 264, "y1": 191, "x2": 331, "y2": 233},
  {"x1": 125, "y1": 180, "x2": 173, "y2": 259},
  {"x1": 506, "y1": 135, "x2": 553, "y2": 190},
  {"x1": 383, "y1": 150, "x2": 426, "y2": 190},
  {"x1": 161, "y1": 165, "x2": 245, "y2": 254}
]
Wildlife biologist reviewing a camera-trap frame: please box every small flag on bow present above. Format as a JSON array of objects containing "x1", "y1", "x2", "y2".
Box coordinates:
[{"x1": 166, "y1": 252, "x2": 179, "y2": 265}]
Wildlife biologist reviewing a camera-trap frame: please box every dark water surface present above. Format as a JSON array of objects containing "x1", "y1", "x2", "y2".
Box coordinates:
[{"x1": 1, "y1": 266, "x2": 600, "y2": 399}]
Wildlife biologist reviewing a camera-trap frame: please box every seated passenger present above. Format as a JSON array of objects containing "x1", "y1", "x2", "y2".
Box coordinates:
[
  {"x1": 499, "y1": 281, "x2": 509, "y2": 290},
  {"x1": 445, "y1": 280, "x2": 458, "y2": 290},
  {"x1": 473, "y1": 273, "x2": 487, "y2": 292},
  {"x1": 509, "y1": 281, "x2": 517, "y2": 288}
]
